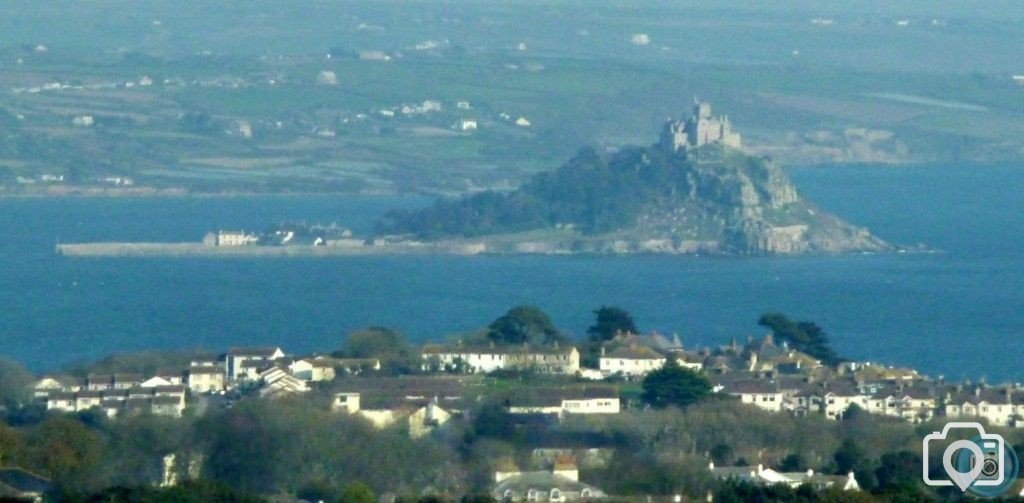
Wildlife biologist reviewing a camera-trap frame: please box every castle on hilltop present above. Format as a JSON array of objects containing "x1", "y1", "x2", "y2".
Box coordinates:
[{"x1": 660, "y1": 99, "x2": 742, "y2": 152}]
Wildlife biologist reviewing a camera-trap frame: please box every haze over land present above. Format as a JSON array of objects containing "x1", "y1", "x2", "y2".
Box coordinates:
[{"x1": 1, "y1": 1, "x2": 1023, "y2": 196}]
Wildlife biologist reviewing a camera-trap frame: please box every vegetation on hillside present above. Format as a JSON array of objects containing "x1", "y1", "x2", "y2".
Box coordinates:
[{"x1": 378, "y1": 146, "x2": 695, "y2": 238}]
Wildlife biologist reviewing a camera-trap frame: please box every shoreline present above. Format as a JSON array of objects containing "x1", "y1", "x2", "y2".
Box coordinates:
[{"x1": 55, "y1": 241, "x2": 925, "y2": 258}]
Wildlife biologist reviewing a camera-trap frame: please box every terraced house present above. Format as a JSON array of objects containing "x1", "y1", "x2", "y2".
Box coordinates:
[{"x1": 421, "y1": 343, "x2": 580, "y2": 375}]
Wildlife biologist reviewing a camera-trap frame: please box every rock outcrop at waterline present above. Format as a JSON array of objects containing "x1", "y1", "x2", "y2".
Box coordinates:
[{"x1": 377, "y1": 107, "x2": 890, "y2": 256}]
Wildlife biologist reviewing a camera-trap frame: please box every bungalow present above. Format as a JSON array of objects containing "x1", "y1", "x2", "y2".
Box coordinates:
[
  {"x1": 505, "y1": 387, "x2": 620, "y2": 417},
  {"x1": 492, "y1": 457, "x2": 605, "y2": 501},
  {"x1": 226, "y1": 347, "x2": 285, "y2": 381}
]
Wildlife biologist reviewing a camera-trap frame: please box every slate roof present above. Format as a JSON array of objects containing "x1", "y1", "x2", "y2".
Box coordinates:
[
  {"x1": 228, "y1": 347, "x2": 282, "y2": 357},
  {"x1": 493, "y1": 471, "x2": 603, "y2": 495},
  {"x1": 603, "y1": 345, "x2": 664, "y2": 360},
  {"x1": 421, "y1": 344, "x2": 576, "y2": 355}
]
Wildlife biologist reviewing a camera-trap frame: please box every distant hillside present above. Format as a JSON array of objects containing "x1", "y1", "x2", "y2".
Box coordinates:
[{"x1": 377, "y1": 142, "x2": 891, "y2": 255}]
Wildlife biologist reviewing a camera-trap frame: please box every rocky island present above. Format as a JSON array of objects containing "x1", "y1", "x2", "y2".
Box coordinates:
[
  {"x1": 57, "y1": 101, "x2": 892, "y2": 258},
  {"x1": 377, "y1": 101, "x2": 891, "y2": 255}
]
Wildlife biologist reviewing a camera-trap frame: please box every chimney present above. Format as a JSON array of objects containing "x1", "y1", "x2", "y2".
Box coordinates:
[
  {"x1": 708, "y1": 461, "x2": 715, "y2": 470},
  {"x1": 975, "y1": 387, "x2": 981, "y2": 397},
  {"x1": 757, "y1": 464, "x2": 764, "y2": 474},
  {"x1": 806, "y1": 469, "x2": 814, "y2": 478},
  {"x1": 600, "y1": 346, "x2": 606, "y2": 356}
]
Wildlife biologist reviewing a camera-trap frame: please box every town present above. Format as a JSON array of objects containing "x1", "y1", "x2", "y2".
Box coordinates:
[{"x1": 6, "y1": 308, "x2": 1023, "y2": 501}]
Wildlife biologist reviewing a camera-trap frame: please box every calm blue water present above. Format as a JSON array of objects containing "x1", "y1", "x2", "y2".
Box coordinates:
[{"x1": 1, "y1": 163, "x2": 1022, "y2": 381}]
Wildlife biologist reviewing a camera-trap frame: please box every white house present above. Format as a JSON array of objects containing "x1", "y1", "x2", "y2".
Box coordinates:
[
  {"x1": 709, "y1": 463, "x2": 860, "y2": 491},
  {"x1": 866, "y1": 387, "x2": 936, "y2": 423},
  {"x1": 186, "y1": 365, "x2": 225, "y2": 393},
  {"x1": 226, "y1": 347, "x2": 285, "y2": 380},
  {"x1": 944, "y1": 387, "x2": 1021, "y2": 427},
  {"x1": 506, "y1": 387, "x2": 620, "y2": 417},
  {"x1": 717, "y1": 379, "x2": 785, "y2": 413},
  {"x1": 332, "y1": 392, "x2": 453, "y2": 437},
  {"x1": 421, "y1": 344, "x2": 580, "y2": 375},
  {"x1": 47, "y1": 386, "x2": 186, "y2": 418},
  {"x1": 598, "y1": 345, "x2": 665, "y2": 377},
  {"x1": 288, "y1": 359, "x2": 338, "y2": 382}
]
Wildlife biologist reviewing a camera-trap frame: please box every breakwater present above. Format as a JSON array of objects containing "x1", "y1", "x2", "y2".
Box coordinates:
[{"x1": 57, "y1": 242, "x2": 487, "y2": 257}]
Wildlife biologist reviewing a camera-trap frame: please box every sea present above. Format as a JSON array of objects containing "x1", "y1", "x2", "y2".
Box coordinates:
[{"x1": 1, "y1": 163, "x2": 1022, "y2": 382}]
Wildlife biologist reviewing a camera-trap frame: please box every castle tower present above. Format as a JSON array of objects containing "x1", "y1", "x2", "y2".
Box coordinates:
[{"x1": 660, "y1": 99, "x2": 742, "y2": 152}]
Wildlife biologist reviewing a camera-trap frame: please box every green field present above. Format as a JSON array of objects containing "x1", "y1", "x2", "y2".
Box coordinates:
[{"x1": 1, "y1": 1, "x2": 1022, "y2": 195}]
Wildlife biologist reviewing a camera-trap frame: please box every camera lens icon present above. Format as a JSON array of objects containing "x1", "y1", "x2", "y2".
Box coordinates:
[
  {"x1": 980, "y1": 457, "x2": 999, "y2": 478},
  {"x1": 923, "y1": 422, "x2": 1019, "y2": 497}
]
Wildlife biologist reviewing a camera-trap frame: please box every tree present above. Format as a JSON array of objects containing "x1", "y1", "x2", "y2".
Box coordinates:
[
  {"x1": 709, "y1": 443, "x2": 735, "y2": 466},
  {"x1": 0, "y1": 423, "x2": 25, "y2": 466},
  {"x1": 758, "y1": 313, "x2": 842, "y2": 366},
  {"x1": 875, "y1": 451, "x2": 922, "y2": 490},
  {"x1": 586, "y1": 306, "x2": 638, "y2": 342},
  {"x1": 833, "y1": 439, "x2": 865, "y2": 474},
  {"x1": 335, "y1": 327, "x2": 410, "y2": 360},
  {"x1": 833, "y1": 438, "x2": 876, "y2": 490},
  {"x1": 640, "y1": 358, "x2": 712, "y2": 409},
  {"x1": 0, "y1": 358, "x2": 34, "y2": 409},
  {"x1": 339, "y1": 481, "x2": 375, "y2": 503},
  {"x1": 778, "y1": 453, "x2": 806, "y2": 472},
  {"x1": 486, "y1": 306, "x2": 566, "y2": 346},
  {"x1": 28, "y1": 416, "x2": 103, "y2": 489}
]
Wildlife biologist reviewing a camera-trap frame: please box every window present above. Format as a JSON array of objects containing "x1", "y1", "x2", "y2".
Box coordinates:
[{"x1": 550, "y1": 489, "x2": 562, "y2": 501}]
